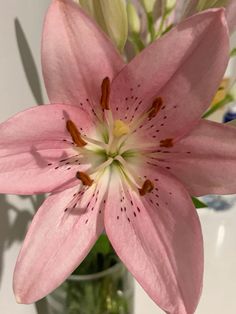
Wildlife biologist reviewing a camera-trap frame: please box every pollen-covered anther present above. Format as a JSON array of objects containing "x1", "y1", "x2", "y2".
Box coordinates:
[
  {"x1": 76, "y1": 171, "x2": 94, "y2": 186},
  {"x1": 66, "y1": 120, "x2": 87, "y2": 147},
  {"x1": 139, "y1": 179, "x2": 154, "y2": 196},
  {"x1": 160, "y1": 138, "x2": 173, "y2": 148},
  {"x1": 100, "y1": 77, "x2": 110, "y2": 110},
  {"x1": 148, "y1": 97, "x2": 163, "y2": 119}
]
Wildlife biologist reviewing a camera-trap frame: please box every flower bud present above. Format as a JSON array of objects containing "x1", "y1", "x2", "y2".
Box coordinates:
[
  {"x1": 79, "y1": 0, "x2": 128, "y2": 52},
  {"x1": 197, "y1": 0, "x2": 229, "y2": 11},
  {"x1": 127, "y1": 2, "x2": 141, "y2": 34},
  {"x1": 140, "y1": 0, "x2": 156, "y2": 13},
  {"x1": 166, "y1": 0, "x2": 176, "y2": 12}
]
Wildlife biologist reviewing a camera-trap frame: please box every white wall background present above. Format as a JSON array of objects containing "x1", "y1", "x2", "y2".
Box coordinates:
[{"x1": 0, "y1": 1, "x2": 50, "y2": 314}]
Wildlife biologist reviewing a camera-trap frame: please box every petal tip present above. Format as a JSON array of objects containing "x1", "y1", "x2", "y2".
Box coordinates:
[
  {"x1": 14, "y1": 288, "x2": 34, "y2": 305},
  {"x1": 197, "y1": 7, "x2": 226, "y2": 21},
  {"x1": 209, "y1": 7, "x2": 227, "y2": 23},
  {"x1": 213, "y1": 7, "x2": 230, "y2": 39},
  {"x1": 15, "y1": 294, "x2": 22, "y2": 304},
  {"x1": 215, "y1": 7, "x2": 226, "y2": 18},
  {"x1": 53, "y1": 0, "x2": 68, "y2": 6}
]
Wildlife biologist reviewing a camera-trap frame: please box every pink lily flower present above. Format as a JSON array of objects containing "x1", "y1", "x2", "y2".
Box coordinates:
[{"x1": 0, "y1": 0, "x2": 234, "y2": 313}]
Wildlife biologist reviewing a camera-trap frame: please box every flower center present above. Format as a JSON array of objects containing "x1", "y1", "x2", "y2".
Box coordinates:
[{"x1": 66, "y1": 77, "x2": 155, "y2": 196}]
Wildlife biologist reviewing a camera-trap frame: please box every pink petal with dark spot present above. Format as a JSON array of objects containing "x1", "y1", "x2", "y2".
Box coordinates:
[
  {"x1": 14, "y1": 169, "x2": 110, "y2": 303},
  {"x1": 105, "y1": 168, "x2": 203, "y2": 314},
  {"x1": 0, "y1": 104, "x2": 92, "y2": 194},
  {"x1": 110, "y1": 9, "x2": 229, "y2": 140},
  {"x1": 159, "y1": 119, "x2": 236, "y2": 196}
]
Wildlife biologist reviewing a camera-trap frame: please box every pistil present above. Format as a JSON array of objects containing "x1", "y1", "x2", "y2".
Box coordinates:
[{"x1": 113, "y1": 120, "x2": 130, "y2": 138}]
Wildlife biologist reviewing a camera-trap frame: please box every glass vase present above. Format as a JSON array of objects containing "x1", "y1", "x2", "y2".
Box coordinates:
[{"x1": 47, "y1": 262, "x2": 134, "y2": 314}]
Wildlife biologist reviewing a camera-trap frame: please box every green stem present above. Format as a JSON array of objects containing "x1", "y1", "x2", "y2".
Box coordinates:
[
  {"x1": 147, "y1": 12, "x2": 156, "y2": 42},
  {"x1": 202, "y1": 94, "x2": 234, "y2": 119},
  {"x1": 129, "y1": 33, "x2": 145, "y2": 53},
  {"x1": 230, "y1": 47, "x2": 236, "y2": 58},
  {"x1": 156, "y1": 13, "x2": 166, "y2": 38},
  {"x1": 161, "y1": 23, "x2": 174, "y2": 36}
]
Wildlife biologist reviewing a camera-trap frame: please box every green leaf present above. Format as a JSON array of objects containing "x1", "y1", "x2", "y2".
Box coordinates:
[
  {"x1": 192, "y1": 197, "x2": 208, "y2": 208},
  {"x1": 202, "y1": 94, "x2": 234, "y2": 119},
  {"x1": 73, "y1": 234, "x2": 118, "y2": 275},
  {"x1": 230, "y1": 48, "x2": 236, "y2": 58},
  {"x1": 93, "y1": 233, "x2": 111, "y2": 254}
]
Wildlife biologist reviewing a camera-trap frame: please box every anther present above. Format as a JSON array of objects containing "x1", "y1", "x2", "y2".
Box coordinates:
[
  {"x1": 148, "y1": 97, "x2": 163, "y2": 119},
  {"x1": 160, "y1": 138, "x2": 173, "y2": 148},
  {"x1": 66, "y1": 120, "x2": 87, "y2": 147},
  {"x1": 139, "y1": 179, "x2": 154, "y2": 196},
  {"x1": 100, "y1": 77, "x2": 110, "y2": 110},
  {"x1": 76, "y1": 171, "x2": 94, "y2": 186}
]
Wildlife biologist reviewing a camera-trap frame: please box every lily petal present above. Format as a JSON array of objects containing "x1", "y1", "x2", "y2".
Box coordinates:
[
  {"x1": 42, "y1": 0, "x2": 124, "y2": 110},
  {"x1": 14, "y1": 169, "x2": 110, "y2": 303},
  {"x1": 105, "y1": 168, "x2": 203, "y2": 314},
  {"x1": 110, "y1": 9, "x2": 229, "y2": 139},
  {"x1": 0, "y1": 104, "x2": 93, "y2": 194},
  {"x1": 159, "y1": 119, "x2": 236, "y2": 196}
]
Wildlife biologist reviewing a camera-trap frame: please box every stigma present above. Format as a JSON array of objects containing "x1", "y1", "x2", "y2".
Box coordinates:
[{"x1": 113, "y1": 120, "x2": 130, "y2": 138}]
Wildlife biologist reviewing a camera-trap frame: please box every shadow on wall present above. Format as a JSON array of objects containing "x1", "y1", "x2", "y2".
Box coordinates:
[
  {"x1": 14, "y1": 18, "x2": 44, "y2": 105},
  {"x1": 0, "y1": 194, "x2": 50, "y2": 314},
  {"x1": 15, "y1": 17, "x2": 51, "y2": 314},
  {"x1": 0, "y1": 17, "x2": 50, "y2": 314},
  {"x1": 0, "y1": 195, "x2": 40, "y2": 286}
]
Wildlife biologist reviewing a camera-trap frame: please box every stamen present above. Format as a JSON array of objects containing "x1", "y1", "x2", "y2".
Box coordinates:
[
  {"x1": 76, "y1": 171, "x2": 94, "y2": 186},
  {"x1": 160, "y1": 138, "x2": 173, "y2": 148},
  {"x1": 148, "y1": 97, "x2": 163, "y2": 119},
  {"x1": 115, "y1": 155, "x2": 142, "y2": 189},
  {"x1": 119, "y1": 141, "x2": 159, "y2": 155},
  {"x1": 100, "y1": 77, "x2": 110, "y2": 110},
  {"x1": 129, "y1": 97, "x2": 163, "y2": 133},
  {"x1": 139, "y1": 179, "x2": 154, "y2": 196},
  {"x1": 81, "y1": 135, "x2": 108, "y2": 150},
  {"x1": 66, "y1": 120, "x2": 87, "y2": 147}
]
